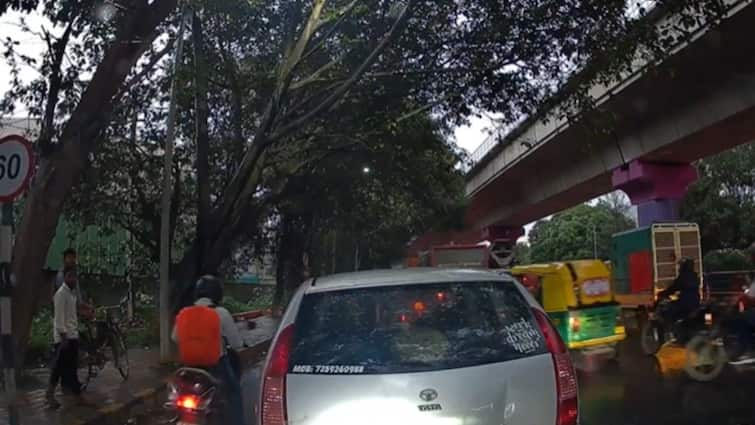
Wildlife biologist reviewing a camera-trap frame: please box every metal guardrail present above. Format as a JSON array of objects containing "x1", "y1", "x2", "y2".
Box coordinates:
[{"x1": 469, "y1": 130, "x2": 502, "y2": 164}]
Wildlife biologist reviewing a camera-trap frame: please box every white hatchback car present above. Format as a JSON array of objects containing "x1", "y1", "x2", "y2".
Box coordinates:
[{"x1": 258, "y1": 268, "x2": 579, "y2": 425}]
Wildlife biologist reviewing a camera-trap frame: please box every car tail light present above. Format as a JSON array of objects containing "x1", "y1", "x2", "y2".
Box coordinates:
[
  {"x1": 261, "y1": 325, "x2": 294, "y2": 425},
  {"x1": 533, "y1": 309, "x2": 578, "y2": 425}
]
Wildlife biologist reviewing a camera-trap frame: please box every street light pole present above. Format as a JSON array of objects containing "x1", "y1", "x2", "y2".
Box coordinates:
[
  {"x1": 159, "y1": 3, "x2": 188, "y2": 363},
  {"x1": 593, "y1": 224, "x2": 598, "y2": 259}
]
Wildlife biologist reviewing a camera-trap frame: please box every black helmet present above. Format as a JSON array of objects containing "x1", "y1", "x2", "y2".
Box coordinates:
[
  {"x1": 678, "y1": 257, "x2": 694, "y2": 273},
  {"x1": 195, "y1": 275, "x2": 223, "y2": 305}
]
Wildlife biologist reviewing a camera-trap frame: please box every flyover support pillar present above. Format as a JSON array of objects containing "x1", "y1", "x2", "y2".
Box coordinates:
[{"x1": 612, "y1": 160, "x2": 697, "y2": 227}]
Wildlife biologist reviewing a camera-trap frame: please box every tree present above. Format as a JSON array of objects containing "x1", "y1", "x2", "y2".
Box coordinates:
[
  {"x1": 600, "y1": 190, "x2": 635, "y2": 224},
  {"x1": 681, "y1": 143, "x2": 755, "y2": 252},
  {"x1": 270, "y1": 114, "x2": 466, "y2": 306},
  {"x1": 513, "y1": 242, "x2": 532, "y2": 266},
  {"x1": 2, "y1": 0, "x2": 729, "y2": 360},
  {"x1": 703, "y1": 249, "x2": 754, "y2": 272},
  {"x1": 529, "y1": 203, "x2": 634, "y2": 263}
]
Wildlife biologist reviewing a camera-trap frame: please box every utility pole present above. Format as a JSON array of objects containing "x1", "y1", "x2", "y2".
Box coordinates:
[
  {"x1": 592, "y1": 224, "x2": 598, "y2": 259},
  {"x1": 160, "y1": 4, "x2": 188, "y2": 363},
  {"x1": 0, "y1": 134, "x2": 34, "y2": 425},
  {"x1": 0, "y1": 203, "x2": 18, "y2": 425}
]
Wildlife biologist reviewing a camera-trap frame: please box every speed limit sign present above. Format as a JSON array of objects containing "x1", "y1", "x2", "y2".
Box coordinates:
[{"x1": 0, "y1": 135, "x2": 35, "y2": 202}]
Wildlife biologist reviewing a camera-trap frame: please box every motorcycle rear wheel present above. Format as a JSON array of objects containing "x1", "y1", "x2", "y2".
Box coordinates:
[{"x1": 641, "y1": 320, "x2": 664, "y2": 355}]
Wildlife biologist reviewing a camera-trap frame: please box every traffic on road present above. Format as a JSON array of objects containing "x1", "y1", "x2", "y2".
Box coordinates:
[{"x1": 3, "y1": 2, "x2": 755, "y2": 425}]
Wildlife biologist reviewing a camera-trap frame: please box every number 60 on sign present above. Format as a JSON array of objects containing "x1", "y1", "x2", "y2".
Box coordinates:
[{"x1": 0, "y1": 135, "x2": 35, "y2": 202}]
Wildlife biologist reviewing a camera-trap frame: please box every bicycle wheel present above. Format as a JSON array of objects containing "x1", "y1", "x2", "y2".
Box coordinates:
[
  {"x1": 78, "y1": 332, "x2": 95, "y2": 391},
  {"x1": 79, "y1": 358, "x2": 95, "y2": 391},
  {"x1": 112, "y1": 332, "x2": 130, "y2": 380}
]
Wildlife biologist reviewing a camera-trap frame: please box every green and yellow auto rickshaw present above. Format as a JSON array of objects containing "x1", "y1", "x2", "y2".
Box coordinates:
[{"x1": 511, "y1": 260, "x2": 626, "y2": 358}]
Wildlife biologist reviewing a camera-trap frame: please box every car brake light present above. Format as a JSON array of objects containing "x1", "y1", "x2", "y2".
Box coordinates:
[
  {"x1": 533, "y1": 309, "x2": 578, "y2": 425},
  {"x1": 177, "y1": 394, "x2": 199, "y2": 410},
  {"x1": 261, "y1": 325, "x2": 294, "y2": 425},
  {"x1": 413, "y1": 301, "x2": 426, "y2": 313}
]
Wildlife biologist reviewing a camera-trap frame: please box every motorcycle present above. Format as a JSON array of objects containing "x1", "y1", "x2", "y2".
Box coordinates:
[
  {"x1": 684, "y1": 314, "x2": 755, "y2": 382},
  {"x1": 165, "y1": 367, "x2": 225, "y2": 425},
  {"x1": 640, "y1": 297, "x2": 714, "y2": 355}
]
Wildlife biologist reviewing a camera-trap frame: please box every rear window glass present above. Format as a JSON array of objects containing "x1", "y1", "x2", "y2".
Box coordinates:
[{"x1": 289, "y1": 281, "x2": 547, "y2": 375}]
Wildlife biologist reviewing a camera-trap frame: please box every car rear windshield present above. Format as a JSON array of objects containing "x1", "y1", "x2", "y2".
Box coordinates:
[{"x1": 289, "y1": 281, "x2": 547, "y2": 375}]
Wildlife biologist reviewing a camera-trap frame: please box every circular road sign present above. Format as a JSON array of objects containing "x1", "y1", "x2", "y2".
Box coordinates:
[{"x1": 0, "y1": 135, "x2": 35, "y2": 202}]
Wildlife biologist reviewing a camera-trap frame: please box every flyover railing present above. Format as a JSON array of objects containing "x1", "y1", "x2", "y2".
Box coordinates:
[{"x1": 466, "y1": 0, "x2": 752, "y2": 172}]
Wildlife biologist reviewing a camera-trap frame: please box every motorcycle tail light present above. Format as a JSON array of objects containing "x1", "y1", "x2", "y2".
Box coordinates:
[
  {"x1": 175, "y1": 388, "x2": 215, "y2": 412},
  {"x1": 177, "y1": 395, "x2": 200, "y2": 410}
]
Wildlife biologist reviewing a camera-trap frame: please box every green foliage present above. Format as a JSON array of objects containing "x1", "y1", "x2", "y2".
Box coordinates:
[
  {"x1": 681, "y1": 143, "x2": 755, "y2": 252},
  {"x1": 125, "y1": 306, "x2": 161, "y2": 349},
  {"x1": 3, "y1": 0, "x2": 733, "y2": 353},
  {"x1": 27, "y1": 308, "x2": 53, "y2": 366},
  {"x1": 513, "y1": 242, "x2": 532, "y2": 266},
  {"x1": 529, "y1": 202, "x2": 635, "y2": 263},
  {"x1": 703, "y1": 249, "x2": 754, "y2": 272},
  {"x1": 276, "y1": 115, "x2": 467, "y2": 275},
  {"x1": 221, "y1": 293, "x2": 273, "y2": 314}
]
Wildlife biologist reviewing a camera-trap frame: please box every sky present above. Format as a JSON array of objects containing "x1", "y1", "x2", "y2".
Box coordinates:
[
  {"x1": 0, "y1": 11, "x2": 49, "y2": 111},
  {"x1": 454, "y1": 115, "x2": 494, "y2": 154}
]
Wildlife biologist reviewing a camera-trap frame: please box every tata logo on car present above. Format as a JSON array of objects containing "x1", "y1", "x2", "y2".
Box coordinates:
[{"x1": 419, "y1": 388, "x2": 438, "y2": 402}]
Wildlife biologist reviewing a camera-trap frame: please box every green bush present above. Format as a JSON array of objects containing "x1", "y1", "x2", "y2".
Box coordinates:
[
  {"x1": 221, "y1": 292, "x2": 272, "y2": 314},
  {"x1": 125, "y1": 306, "x2": 160, "y2": 348},
  {"x1": 27, "y1": 308, "x2": 53, "y2": 366},
  {"x1": 704, "y1": 249, "x2": 754, "y2": 272}
]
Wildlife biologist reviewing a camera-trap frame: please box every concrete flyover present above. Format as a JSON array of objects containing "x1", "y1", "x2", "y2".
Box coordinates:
[{"x1": 465, "y1": 0, "x2": 755, "y2": 230}]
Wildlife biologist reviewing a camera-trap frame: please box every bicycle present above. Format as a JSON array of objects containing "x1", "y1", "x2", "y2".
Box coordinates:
[{"x1": 78, "y1": 305, "x2": 130, "y2": 389}]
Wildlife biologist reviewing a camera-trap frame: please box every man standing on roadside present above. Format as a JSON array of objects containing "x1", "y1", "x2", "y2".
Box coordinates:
[
  {"x1": 53, "y1": 247, "x2": 93, "y2": 319},
  {"x1": 55, "y1": 248, "x2": 81, "y2": 298},
  {"x1": 47, "y1": 270, "x2": 88, "y2": 407}
]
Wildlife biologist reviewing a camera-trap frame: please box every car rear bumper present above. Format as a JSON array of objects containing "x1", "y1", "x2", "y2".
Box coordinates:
[{"x1": 567, "y1": 326, "x2": 626, "y2": 350}]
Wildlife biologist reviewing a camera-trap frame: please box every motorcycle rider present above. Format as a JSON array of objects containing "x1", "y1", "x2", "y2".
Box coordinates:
[
  {"x1": 658, "y1": 257, "x2": 701, "y2": 323},
  {"x1": 731, "y1": 276, "x2": 755, "y2": 364},
  {"x1": 173, "y1": 275, "x2": 245, "y2": 425}
]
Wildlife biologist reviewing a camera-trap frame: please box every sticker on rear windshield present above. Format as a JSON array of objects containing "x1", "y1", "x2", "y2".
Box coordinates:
[
  {"x1": 502, "y1": 318, "x2": 541, "y2": 354},
  {"x1": 292, "y1": 364, "x2": 365, "y2": 374}
]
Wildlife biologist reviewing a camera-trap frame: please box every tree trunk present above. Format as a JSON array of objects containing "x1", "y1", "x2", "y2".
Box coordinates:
[
  {"x1": 192, "y1": 12, "x2": 212, "y2": 266},
  {"x1": 273, "y1": 214, "x2": 308, "y2": 309},
  {"x1": 11, "y1": 0, "x2": 177, "y2": 362}
]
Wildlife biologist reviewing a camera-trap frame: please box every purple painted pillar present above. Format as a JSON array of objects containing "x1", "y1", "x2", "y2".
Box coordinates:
[{"x1": 612, "y1": 160, "x2": 697, "y2": 227}]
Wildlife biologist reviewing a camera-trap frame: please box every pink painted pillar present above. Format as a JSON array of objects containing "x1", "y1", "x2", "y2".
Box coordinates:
[{"x1": 612, "y1": 160, "x2": 697, "y2": 227}]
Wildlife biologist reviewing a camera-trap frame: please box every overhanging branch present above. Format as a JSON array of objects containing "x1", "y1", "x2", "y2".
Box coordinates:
[{"x1": 270, "y1": 0, "x2": 415, "y2": 142}]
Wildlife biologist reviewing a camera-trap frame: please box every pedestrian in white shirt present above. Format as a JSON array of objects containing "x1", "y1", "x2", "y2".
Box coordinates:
[
  {"x1": 54, "y1": 248, "x2": 83, "y2": 300},
  {"x1": 47, "y1": 270, "x2": 86, "y2": 407}
]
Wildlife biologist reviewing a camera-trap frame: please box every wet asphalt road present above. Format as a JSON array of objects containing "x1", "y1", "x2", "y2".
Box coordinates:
[
  {"x1": 579, "y1": 337, "x2": 755, "y2": 425},
  {"x1": 143, "y1": 336, "x2": 755, "y2": 425}
]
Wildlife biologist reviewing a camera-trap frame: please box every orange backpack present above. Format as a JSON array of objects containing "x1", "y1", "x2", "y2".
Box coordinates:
[{"x1": 175, "y1": 306, "x2": 222, "y2": 367}]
